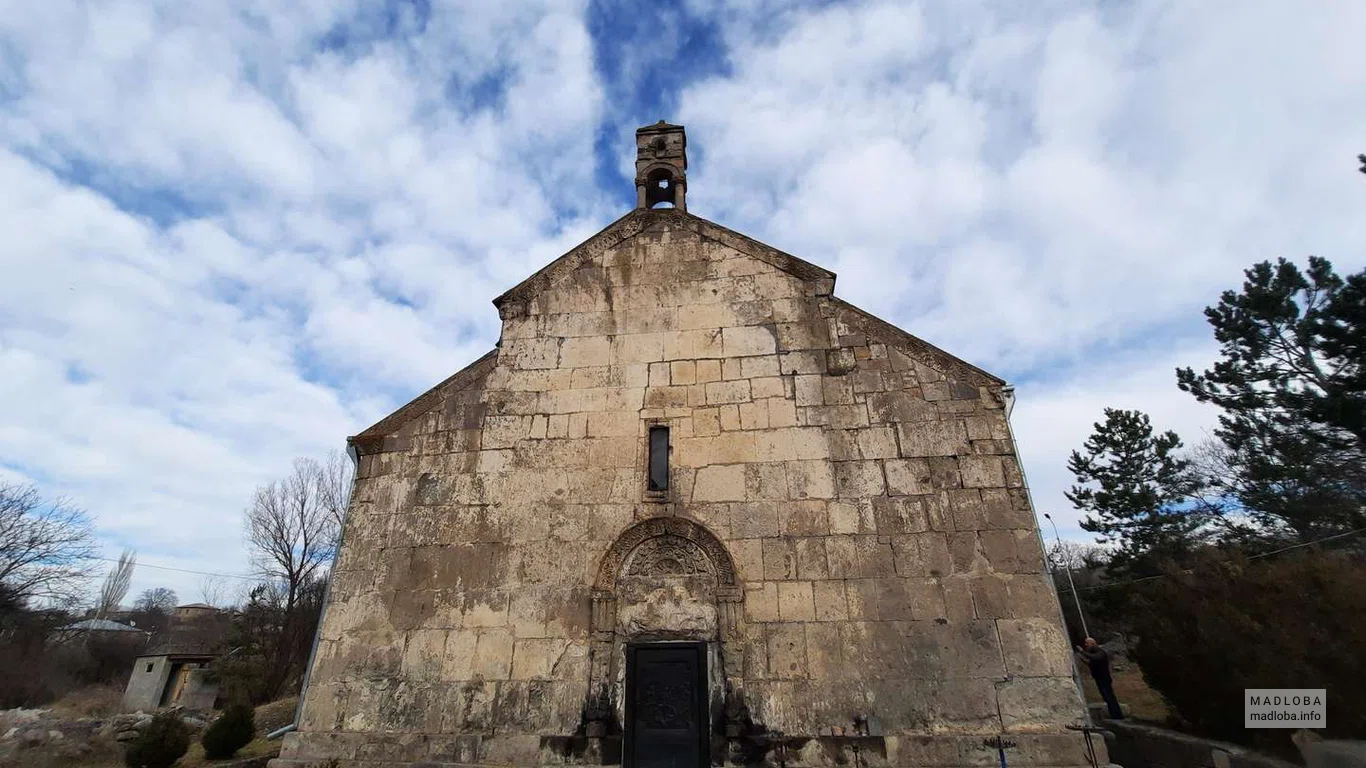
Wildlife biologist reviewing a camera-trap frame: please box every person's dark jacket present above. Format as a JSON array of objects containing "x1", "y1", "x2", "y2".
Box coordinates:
[{"x1": 1078, "y1": 646, "x2": 1111, "y2": 680}]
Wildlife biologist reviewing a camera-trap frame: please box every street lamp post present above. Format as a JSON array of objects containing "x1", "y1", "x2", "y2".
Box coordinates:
[{"x1": 1042, "y1": 513, "x2": 1090, "y2": 639}]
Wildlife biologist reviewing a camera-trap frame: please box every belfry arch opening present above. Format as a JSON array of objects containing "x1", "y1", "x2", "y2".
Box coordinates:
[{"x1": 645, "y1": 167, "x2": 680, "y2": 209}]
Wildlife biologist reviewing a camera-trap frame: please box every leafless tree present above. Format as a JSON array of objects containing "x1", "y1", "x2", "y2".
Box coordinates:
[
  {"x1": 245, "y1": 458, "x2": 338, "y2": 616},
  {"x1": 1046, "y1": 539, "x2": 1100, "y2": 570},
  {"x1": 1185, "y1": 437, "x2": 1268, "y2": 542},
  {"x1": 198, "y1": 574, "x2": 232, "y2": 608},
  {"x1": 1188, "y1": 437, "x2": 1235, "y2": 484},
  {"x1": 1046, "y1": 539, "x2": 1111, "y2": 590},
  {"x1": 130, "y1": 587, "x2": 177, "y2": 635},
  {"x1": 315, "y1": 449, "x2": 354, "y2": 550},
  {"x1": 243, "y1": 456, "x2": 343, "y2": 699},
  {"x1": 134, "y1": 587, "x2": 177, "y2": 613},
  {"x1": 226, "y1": 577, "x2": 256, "y2": 609},
  {"x1": 96, "y1": 549, "x2": 136, "y2": 619},
  {"x1": 0, "y1": 482, "x2": 97, "y2": 608}
]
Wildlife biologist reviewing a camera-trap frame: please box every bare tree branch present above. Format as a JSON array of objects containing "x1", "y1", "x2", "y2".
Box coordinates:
[
  {"x1": 1046, "y1": 539, "x2": 1098, "y2": 570},
  {"x1": 316, "y1": 449, "x2": 354, "y2": 551},
  {"x1": 198, "y1": 574, "x2": 230, "y2": 608},
  {"x1": 239, "y1": 455, "x2": 343, "y2": 700},
  {"x1": 0, "y1": 482, "x2": 97, "y2": 608},
  {"x1": 244, "y1": 458, "x2": 339, "y2": 613},
  {"x1": 134, "y1": 587, "x2": 177, "y2": 613}
]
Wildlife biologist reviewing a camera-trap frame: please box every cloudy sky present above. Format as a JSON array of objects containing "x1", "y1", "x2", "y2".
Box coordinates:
[{"x1": 2, "y1": 0, "x2": 1363, "y2": 603}]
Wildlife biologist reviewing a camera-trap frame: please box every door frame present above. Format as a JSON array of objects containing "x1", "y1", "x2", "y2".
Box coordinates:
[{"x1": 623, "y1": 641, "x2": 709, "y2": 768}]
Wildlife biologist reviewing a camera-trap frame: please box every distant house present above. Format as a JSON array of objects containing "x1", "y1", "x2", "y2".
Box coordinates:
[
  {"x1": 171, "y1": 603, "x2": 218, "y2": 621},
  {"x1": 121, "y1": 604, "x2": 231, "y2": 712}
]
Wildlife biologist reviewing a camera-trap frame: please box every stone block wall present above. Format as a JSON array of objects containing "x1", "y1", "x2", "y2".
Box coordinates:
[{"x1": 280, "y1": 211, "x2": 1091, "y2": 767}]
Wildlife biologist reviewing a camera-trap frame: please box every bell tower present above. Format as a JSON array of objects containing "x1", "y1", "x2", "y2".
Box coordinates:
[{"x1": 635, "y1": 121, "x2": 687, "y2": 211}]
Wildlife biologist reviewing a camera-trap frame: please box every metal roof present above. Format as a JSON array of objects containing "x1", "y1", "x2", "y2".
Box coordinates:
[{"x1": 62, "y1": 618, "x2": 142, "y2": 632}]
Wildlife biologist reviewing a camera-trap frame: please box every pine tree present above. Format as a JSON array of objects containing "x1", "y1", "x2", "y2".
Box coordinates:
[
  {"x1": 1176, "y1": 257, "x2": 1366, "y2": 543},
  {"x1": 1066, "y1": 408, "x2": 1208, "y2": 576},
  {"x1": 124, "y1": 712, "x2": 190, "y2": 768}
]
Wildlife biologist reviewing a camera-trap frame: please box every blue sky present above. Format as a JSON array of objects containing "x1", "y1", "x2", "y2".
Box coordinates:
[{"x1": 2, "y1": 0, "x2": 1364, "y2": 603}]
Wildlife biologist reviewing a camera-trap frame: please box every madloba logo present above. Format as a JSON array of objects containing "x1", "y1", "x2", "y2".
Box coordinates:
[{"x1": 1248, "y1": 694, "x2": 1323, "y2": 706}]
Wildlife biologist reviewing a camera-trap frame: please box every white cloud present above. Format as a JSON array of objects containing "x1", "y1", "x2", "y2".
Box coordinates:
[
  {"x1": 1, "y1": 0, "x2": 1363, "y2": 604},
  {"x1": 680, "y1": 0, "x2": 1366, "y2": 372},
  {"x1": 0, "y1": 0, "x2": 605, "y2": 600},
  {"x1": 1007, "y1": 342, "x2": 1223, "y2": 541}
]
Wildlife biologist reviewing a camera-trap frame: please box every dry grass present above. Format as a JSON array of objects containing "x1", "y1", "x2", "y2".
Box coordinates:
[
  {"x1": 253, "y1": 697, "x2": 298, "y2": 736},
  {"x1": 1081, "y1": 665, "x2": 1172, "y2": 723},
  {"x1": 169, "y1": 697, "x2": 294, "y2": 766},
  {"x1": 47, "y1": 685, "x2": 126, "y2": 719},
  {"x1": 176, "y1": 736, "x2": 280, "y2": 767}
]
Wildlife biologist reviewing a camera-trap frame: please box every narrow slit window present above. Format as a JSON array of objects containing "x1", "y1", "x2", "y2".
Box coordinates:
[{"x1": 648, "y1": 426, "x2": 670, "y2": 491}]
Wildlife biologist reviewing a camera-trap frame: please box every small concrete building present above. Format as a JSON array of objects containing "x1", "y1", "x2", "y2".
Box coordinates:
[
  {"x1": 275, "y1": 123, "x2": 1099, "y2": 768},
  {"x1": 122, "y1": 606, "x2": 229, "y2": 712}
]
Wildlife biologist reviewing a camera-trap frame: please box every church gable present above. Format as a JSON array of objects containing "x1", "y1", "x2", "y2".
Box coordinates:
[
  {"x1": 493, "y1": 210, "x2": 1002, "y2": 393},
  {"x1": 493, "y1": 209, "x2": 835, "y2": 322},
  {"x1": 503, "y1": 215, "x2": 822, "y2": 341},
  {"x1": 352, "y1": 215, "x2": 1002, "y2": 452}
]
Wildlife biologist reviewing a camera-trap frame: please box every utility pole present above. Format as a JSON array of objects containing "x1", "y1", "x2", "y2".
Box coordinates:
[{"x1": 1043, "y1": 513, "x2": 1089, "y2": 639}]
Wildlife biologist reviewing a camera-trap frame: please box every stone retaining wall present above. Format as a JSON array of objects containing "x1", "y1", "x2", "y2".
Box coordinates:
[{"x1": 1103, "y1": 719, "x2": 1300, "y2": 768}]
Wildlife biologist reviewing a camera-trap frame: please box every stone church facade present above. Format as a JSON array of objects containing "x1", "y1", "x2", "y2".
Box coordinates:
[{"x1": 275, "y1": 123, "x2": 1102, "y2": 768}]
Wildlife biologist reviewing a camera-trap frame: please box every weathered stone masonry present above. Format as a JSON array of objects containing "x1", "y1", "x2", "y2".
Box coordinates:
[{"x1": 273, "y1": 123, "x2": 1100, "y2": 768}]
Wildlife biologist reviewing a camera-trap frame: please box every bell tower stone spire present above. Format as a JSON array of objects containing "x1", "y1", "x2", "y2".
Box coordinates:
[{"x1": 635, "y1": 121, "x2": 687, "y2": 211}]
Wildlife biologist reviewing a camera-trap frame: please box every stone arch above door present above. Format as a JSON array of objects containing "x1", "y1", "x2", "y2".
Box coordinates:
[
  {"x1": 586, "y1": 516, "x2": 746, "y2": 700},
  {"x1": 593, "y1": 516, "x2": 738, "y2": 592}
]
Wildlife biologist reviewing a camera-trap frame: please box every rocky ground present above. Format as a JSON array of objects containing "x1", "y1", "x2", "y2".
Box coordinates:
[
  {"x1": 0, "y1": 706, "x2": 205, "y2": 767},
  {"x1": 0, "y1": 701, "x2": 287, "y2": 768}
]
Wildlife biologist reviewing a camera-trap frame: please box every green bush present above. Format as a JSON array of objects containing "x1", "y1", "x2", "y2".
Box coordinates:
[
  {"x1": 201, "y1": 702, "x2": 256, "y2": 759},
  {"x1": 124, "y1": 711, "x2": 191, "y2": 768},
  {"x1": 1129, "y1": 550, "x2": 1366, "y2": 754}
]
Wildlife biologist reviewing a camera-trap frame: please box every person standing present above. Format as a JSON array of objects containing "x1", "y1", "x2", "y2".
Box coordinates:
[{"x1": 1076, "y1": 637, "x2": 1124, "y2": 719}]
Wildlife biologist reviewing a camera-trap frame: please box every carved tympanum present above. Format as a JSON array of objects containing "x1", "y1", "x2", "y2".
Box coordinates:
[
  {"x1": 594, "y1": 517, "x2": 737, "y2": 590},
  {"x1": 625, "y1": 535, "x2": 713, "y2": 578}
]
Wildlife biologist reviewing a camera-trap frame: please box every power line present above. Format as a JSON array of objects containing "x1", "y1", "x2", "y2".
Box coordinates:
[
  {"x1": 1242, "y1": 526, "x2": 1366, "y2": 560},
  {"x1": 1060, "y1": 525, "x2": 1366, "y2": 593},
  {"x1": 91, "y1": 555, "x2": 257, "y2": 582}
]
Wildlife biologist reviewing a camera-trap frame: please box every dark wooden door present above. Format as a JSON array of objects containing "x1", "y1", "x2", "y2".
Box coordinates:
[{"x1": 625, "y1": 643, "x2": 707, "y2": 768}]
